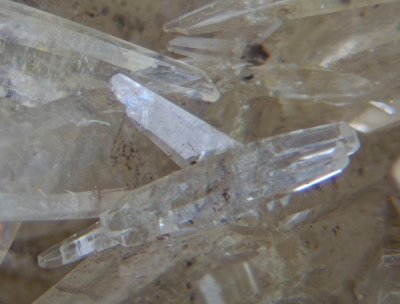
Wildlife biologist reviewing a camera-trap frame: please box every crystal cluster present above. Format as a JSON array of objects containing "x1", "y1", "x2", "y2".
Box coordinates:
[{"x1": 0, "y1": 0, "x2": 400, "y2": 303}]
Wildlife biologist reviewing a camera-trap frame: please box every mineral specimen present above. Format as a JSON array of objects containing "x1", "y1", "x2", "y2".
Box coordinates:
[
  {"x1": 2, "y1": 0, "x2": 400, "y2": 303},
  {"x1": 99, "y1": 122, "x2": 358, "y2": 247},
  {"x1": 38, "y1": 75, "x2": 358, "y2": 268}
]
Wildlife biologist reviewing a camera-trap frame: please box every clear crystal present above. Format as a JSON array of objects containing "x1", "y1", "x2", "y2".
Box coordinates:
[
  {"x1": 164, "y1": 0, "x2": 398, "y2": 35},
  {"x1": 350, "y1": 100, "x2": 400, "y2": 133},
  {"x1": 38, "y1": 79, "x2": 358, "y2": 268},
  {"x1": 253, "y1": 65, "x2": 372, "y2": 101},
  {"x1": 0, "y1": 222, "x2": 20, "y2": 265},
  {"x1": 100, "y1": 122, "x2": 359, "y2": 247},
  {"x1": 38, "y1": 74, "x2": 240, "y2": 267},
  {"x1": 110, "y1": 73, "x2": 239, "y2": 166},
  {"x1": 0, "y1": 0, "x2": 219, "y2": 103}
]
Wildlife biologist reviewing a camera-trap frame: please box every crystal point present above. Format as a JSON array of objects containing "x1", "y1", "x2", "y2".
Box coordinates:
[
  {"x1": 255, "y1": 65, "x2": 373, "y2": 101},
  {"x1": 100, "y1": 122, "x2": 359, "y2": 247},
  {"x1": 39, "y1": 122, "x2": 359, "y2": 266},
  {"x1": 38, "y1": 222, "x2": 118, "y2": 269},
  {"x1": 164, "y1": 0, "x2": 399, "y2": 35},
  {"x1": 0, "y1": 0, "x2": 219, "y2": 102},
  {"x1": 110, "y1": 73, "x2": 238, "y2": 166}
]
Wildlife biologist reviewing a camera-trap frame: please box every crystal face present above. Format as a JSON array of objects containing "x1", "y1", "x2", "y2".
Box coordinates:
[
  {"x1": 2, "y1": 0, "x2": 400, "y2": 303},
  {"x1": 110, "y1": 73, "x2": 239, "y2": 166},
  {"x1": 0, "y1": 0, "x2": 219, "y2": 103}
]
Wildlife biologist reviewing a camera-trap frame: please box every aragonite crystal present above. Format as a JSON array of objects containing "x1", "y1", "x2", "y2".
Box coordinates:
[
  {"x1": 0, "y1": 0, "x2": 221, "y2": 222},
  {"x1": 2, "y1": 0, "x2": 400, "y2": 303},
  {"x1": 0, "y1": 0, "x2": 218, "y2": 265},
  {"x1": 0, "y1": 0, "x2": 219, "y2": 103},
  {"x1": 164, "y1": 0, "x2": 399, "y2": 35},
  {"x1": 99, "y1": 122, "x2": 358, "y2": 247},
  {"x1": 110, "y1": 73, "x2": 239, "y2": 167},
  {"x1": 38, "y1": 75, "x2": 359, "y2": 268}
]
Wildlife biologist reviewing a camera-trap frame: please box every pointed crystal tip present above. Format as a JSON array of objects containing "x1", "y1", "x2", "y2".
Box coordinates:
[{"x1": 38, "y1": 244, "x2": 63, "y2": 269}]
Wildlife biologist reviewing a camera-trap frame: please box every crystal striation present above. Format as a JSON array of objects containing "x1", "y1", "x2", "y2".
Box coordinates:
[
  {"x1": 0, "y1": 0, "x2": 219, "y2": 103},
  {"x1": 110, "y1": 73, "x2": 239, "y2": 167},
  {"x1": 164, "y1": 0, "x2": 399, "y2": 35}
]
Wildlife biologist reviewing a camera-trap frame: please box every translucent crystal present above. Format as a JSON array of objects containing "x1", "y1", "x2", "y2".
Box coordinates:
[
  {"x1": 0, "y1": 0, "x2": 224, "y2": 223},
  {"x1": 0, "y1": 0, "x2": 219, "y2": 103},
  {"x1": 0, "y1": 222, "x2": 20, "y2": 265},
  {"x1": 0, "y1": 92, "x2": 129, "y2": 221},
  {"x1": 255, "y1": 1, "x2": 400, "y2": 68},
  {"x1": 38, "y1": 74, "x2": 240, "y2": 267},
  {"x1": 38, "y1": 108, "x2": 400, "y2": 301},
  {"x1": 167, "y1": 20, "x2": 281, "y2": 64},
  {"x1": 168, "y1": 36, "x2": 244, "y2": 63},
  {"x1": 38, "y1": 120, "x2": 359, "y2": 267},
  {"x1": 110, "y1": 73, "x2": 239, "y2": 167},
  {"x1": 164, "y1": 0, "x2": 398, "y2": 35},
  {"x1": 100, "y1": 122, "x2": 359, "y2": 247},
  {"x1": 38, "y1": 222, "x2": 119, "y2": 269},
  {"x1": 253, "y1": 65, "x2": 372, "y2": 101},
  {"x1": 350, "y1": 100, "x2": 400, "y2": 133}
]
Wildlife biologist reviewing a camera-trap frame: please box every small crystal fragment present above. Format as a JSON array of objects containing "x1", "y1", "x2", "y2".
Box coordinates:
[
  {"x1": 0, "y1": 222, "x2": 20, "y2": 265},
  {"x1": 164, "y1": 0, "x2": 398, "y2": 35},
  {"x1": 38, "y1": 222, "x2": 119, "y2": 269}
]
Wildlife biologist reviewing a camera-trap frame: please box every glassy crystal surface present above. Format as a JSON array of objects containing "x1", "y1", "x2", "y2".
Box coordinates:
[
  {"x1": 2, "y1": 0, "x2": 400, "y2": 303},
  {"x1": 254, "y1": 65, "x2": 372, "y2": 101},
  {"x1": 38, "y1": 118, "x2": 359, "y2": 267},
  {"x1": 350, "y1": 100, "x2": 400, "y2": 133},
  {"x1": 38, "y1": 74, "x2": 240, "y2": 267},
  {"x1": 0, "y1": 0, "x2": 219, "y2": 103},
  {"x1": 164, "y1": 0, "x2": 398, "y2": 35},
  {"x1": 0, "y1": 0, "x2": 221, "y2": 222},
  {"x1": 100, "y1": 122, "x2": 358, "y2": 247},
  {"x1": 110, "y1": 73, "x2": 239, "y2": 167},
  {"x1": 34, "y1": 128, "x2": 399, "y2": 303}
]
